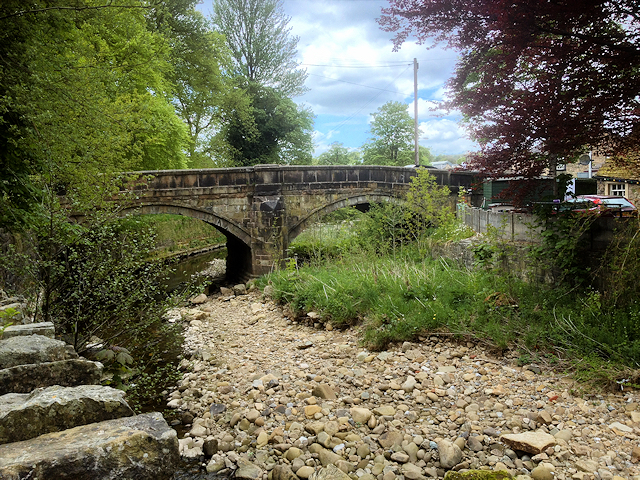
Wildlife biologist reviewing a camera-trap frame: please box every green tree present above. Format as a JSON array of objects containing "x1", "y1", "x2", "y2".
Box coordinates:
[
  {"x1": 418, "y1": 146, "x2": 433, "y2": 166},
  {"x1": 362, "y1": 101, "x2": 416, "y2": 166},
  {"x1": 148, "y1": 0, "x2": 244, "y2": 168},
  {"x1": 211, "y1": 0, "x2": 308, "y2": 97},
  {"x1": 406, "y1": 168, "x2": 452, "y2": 229},
  {"x1": 0, "y1": 1, "x2": 189, "y2": 349},
  {"x1": 210, "y1": 0, "x2": 313, "y2": 166},
  {"x1": 215, "y1": 83, "x2": 314, "y2": 165},
  {"x1": 315, "y1": 142, "x2": 362, "y2": 166},
  {"x1": 0, "y1": 0, "x2": 189, "y2": 214}
]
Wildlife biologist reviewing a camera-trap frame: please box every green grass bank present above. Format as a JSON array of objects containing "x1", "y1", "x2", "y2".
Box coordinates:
[{"x1": 257, "y1": 205, "x2": 640, "y2": 390}]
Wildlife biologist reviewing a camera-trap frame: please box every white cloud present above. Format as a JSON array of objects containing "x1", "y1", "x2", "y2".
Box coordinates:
[
  {"x1": 198, "y1": 0, "x2": 470, "y2": 155},
  {"x1": 419, "y1": 119, "x2": 478, "y2": 154}
]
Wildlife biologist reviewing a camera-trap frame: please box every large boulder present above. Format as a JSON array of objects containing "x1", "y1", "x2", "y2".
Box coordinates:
[
  {"x1": 0, "y1": 322, "x2": 55, "y2": 339},
  {"x1": 0, "y1": 334, "x2": 76, "y2": 368},
  {"x1": 0, "y1": 384, "x2": 133, "y2": 444},
  {"x1": 0, "y1": 358, "x2": 103, "y2": 395},
  {"x1": 0, "y1": 412, "x2": 179, "y2": 480}
]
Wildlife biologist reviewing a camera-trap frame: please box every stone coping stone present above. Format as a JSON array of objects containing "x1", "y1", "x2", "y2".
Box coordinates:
[
  {"x1": 0, "y1": 384, "x2": 134, "y2": 444},
  {"x1": 0, "y1": 412, "x2": 179, "y2": 480},
  {"x1": 0, "y1": 334, "x2": 77, "y2": 368},
  {"x1": 1, "y1": 321, "x2": 55, "y2": 339},
  {"x1": 0, "y1": 358, "x2": 103, "y2": 395}
]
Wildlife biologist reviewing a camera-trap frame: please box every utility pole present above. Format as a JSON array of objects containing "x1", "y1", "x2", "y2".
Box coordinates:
[{"x1": 413, "y1": 58, "x2": 419, "y2": 166}]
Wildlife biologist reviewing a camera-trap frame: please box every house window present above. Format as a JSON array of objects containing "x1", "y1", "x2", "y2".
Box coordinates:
[{"x1": 608, "y1": 183, "x2": 627, "y2": 197}]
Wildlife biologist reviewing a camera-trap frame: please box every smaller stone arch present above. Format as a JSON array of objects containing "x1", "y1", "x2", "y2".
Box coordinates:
[
  {"x1": 288, "y1": 193, "x2": 406, "y2": 243},
  {"x1": 120, "y1": 204, "x2": 254, "y2": 280}
]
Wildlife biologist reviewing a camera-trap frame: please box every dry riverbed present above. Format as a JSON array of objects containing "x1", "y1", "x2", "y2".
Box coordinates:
[{"x1": 166, "y1": 285, "x2": 640, "y2": 480}]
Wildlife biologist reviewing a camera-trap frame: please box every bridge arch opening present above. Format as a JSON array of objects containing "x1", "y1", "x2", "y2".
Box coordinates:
[
  {"x1": 120, "y1": 204, "x2": 254, "y2": 282},
  {"x1": 288, "y1": 194, "x2": 406, "y2": 244}
]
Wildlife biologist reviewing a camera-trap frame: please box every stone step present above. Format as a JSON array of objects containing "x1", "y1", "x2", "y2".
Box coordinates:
[
  {"x1": 0, "y1": 321, "x2": 55, "y2": 339},
  {"x1": 0, "y1": 384, "x2": 134, "y2": 444},
  {"x1": 0, "y1": 334, "x2": 77, "y2": 368},
  {"x1": 0, "y1": 412, "x2": 179, "y2": 480},
  {"x1": 0, "y1": 358, "x2": 103, "y2": 395}
]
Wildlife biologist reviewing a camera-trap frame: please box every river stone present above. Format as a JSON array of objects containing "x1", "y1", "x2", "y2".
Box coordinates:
[
  {"x1": 378, "y1": 430, "x2": 404, "y2": 448},
  {"x1": 0, "y1": 412, "x2": 178, "y2": 479},
  {"x1": 374, "y1": 406, "x2": 396, "y2": 416},
  {"x1": 350, "y1": 407, "x2": 372, "y2": 424},
  {"x1": 402, "y1": 375, "x2": 417, "y2": 392},
  {"x1": 312, "y1": 384, "x2": 337, "y2": 400},
  {"x1": 391, "y1": 452, "x2": 410, "y2": 463},
  {"x1": 233, "y1": 284, "x2": 247, "y2": 295},
  {"x1": 531, "y1": 464, "x2": 554, "y2": 480},
  {"x1": 191, "y1": 293, "x2": 208, "y2": 304},
  {"x1": 0, "y1": 358, "x2": 103, "y2": 394},
  {"x1": 0, "y1": 335, "x2": 77, "y2": 368},
  {"x1": 0, "y1": 384, "x2": 134, "y2": 444},
  {"x1": 285, "y1": 447, "x2": 303, "y2": 461},
  {"x1": 210, "y1": 403, "x2": 227, "y2": 415},
  {"x1": 311, "y1": 464, "x2": 352, "y2": 480},
  {"x1": 402, "y1": 463, "x2": 426, "y2": 480},
  {"x1": 1, "y1": 322, "x2": 55, "y2": 339},
  {"x1": 270, "y1": 464, "x2": 298, "y2": 480},
  {"x1": 297, "y1": 466, "x2": 315, "y2": 479},
  {"x1": 500, "y1": 432, "x2": 556, "y2": 455},
  {"x1": 236, "y1": 461, "x2": 263, "y2": 480},
  {"x1": 437, "y1": 439, "x2": 462, "y2": 469},
  {"x1": 318, "y1": 446, "x2": 343, "y2": 466},
  {"x1": 467, "y1": 435, "x2": 484, "y2": 452}
]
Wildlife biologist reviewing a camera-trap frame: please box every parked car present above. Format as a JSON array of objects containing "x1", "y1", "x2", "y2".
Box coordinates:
[{"x1": 565, "y1": 195, "x2": 637, "y2": 217}]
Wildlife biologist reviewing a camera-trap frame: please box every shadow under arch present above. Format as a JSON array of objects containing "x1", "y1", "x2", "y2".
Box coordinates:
[
  {"x1": 120, "y1": 204, "x2": 253, "y2": 281},
  {"x1": 288, "y1": 193, "x2": 406, "y2": 244}
]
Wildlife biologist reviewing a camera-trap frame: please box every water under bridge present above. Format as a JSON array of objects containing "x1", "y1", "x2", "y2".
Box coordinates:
[{"x1": 120, "y1": 165, "x2": 476, "y2": 279}]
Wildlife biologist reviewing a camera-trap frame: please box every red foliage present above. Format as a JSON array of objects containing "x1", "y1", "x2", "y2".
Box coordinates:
[{"x1": 379, "y1": 0, "x2": 640, "y2": 181}]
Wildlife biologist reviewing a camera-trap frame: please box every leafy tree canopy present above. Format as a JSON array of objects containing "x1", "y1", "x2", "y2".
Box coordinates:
[
  {"x1": 379, "y1": 0, "x2": 640, "y2": 179},
  {"x1": 214, "y1": 82, "x2": 314, "y2": 166},
  {"x1": 315, "y1": 142, "x2": 362, "y2": 166},
  {"x1": 148, "y1": 0, "x2": 244, "y2": 169},
  {"x1": 0, "y1": 0, "x2": 191, "y2": 222},
  {"x1": 362, "y1": 101, "x2": 416, "y2": 166},
  {"x1": 211, "y1": 0, "x2": 308, "y2": 97}
]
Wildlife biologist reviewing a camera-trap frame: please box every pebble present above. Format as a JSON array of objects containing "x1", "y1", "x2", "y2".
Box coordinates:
[{"x1": 167, "y1": 289, "x2": 640, "y2": 480}]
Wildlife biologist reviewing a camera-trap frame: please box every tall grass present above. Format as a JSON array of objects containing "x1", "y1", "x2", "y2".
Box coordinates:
[{"x1": 259, "y1": 204, "x2": 640, "y2": 385}]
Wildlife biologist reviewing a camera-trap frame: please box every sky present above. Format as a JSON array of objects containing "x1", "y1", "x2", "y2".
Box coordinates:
[{"x1": 197, "y1": 0, "x2": 479, "y2": 157}]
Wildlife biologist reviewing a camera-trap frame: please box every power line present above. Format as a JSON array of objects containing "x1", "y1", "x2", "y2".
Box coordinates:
[
  {"x1": 307, "y1": 73, "x2": 409, "y2": 95},
  {"x1": 301, "y1": 63, "x2": 412, "y2": 68}
]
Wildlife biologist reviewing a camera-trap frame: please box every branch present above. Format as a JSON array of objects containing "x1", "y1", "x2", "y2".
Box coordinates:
[{"x1": 535, "y1": 24, "x2": 640, "y2": 57}]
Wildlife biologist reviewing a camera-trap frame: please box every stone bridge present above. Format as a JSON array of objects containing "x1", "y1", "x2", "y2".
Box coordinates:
[{"x1": 120, "y1": 165, "x2": 476, "y2": 279}]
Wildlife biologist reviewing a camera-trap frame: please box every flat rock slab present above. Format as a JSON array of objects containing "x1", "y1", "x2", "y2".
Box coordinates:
[
  {"x1": 0, "y1": 412, "x2": 179, "y2": 480},
  {"x1": 0, "y1": 358, "x2": 103, "y2": 395},
  {"x1": 500, "y1": 431, "x2": 556, "y2": 455},
  {"x1": 0, "y1": 321, "x2": 55, "y2": 339},
  {"x1": 0, "y1": 334, "x2": 76, "y2": 368},
  {"x1": 0, "y1": 384, "x2": 133, "y2": 444}
]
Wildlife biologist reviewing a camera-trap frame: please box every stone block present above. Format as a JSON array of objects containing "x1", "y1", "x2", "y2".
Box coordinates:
[
  {"x1": 0, "y1": 358, "x2": 103, "y2": 394},
  {"x1": 0, "y1": 335, "x2": 77, "y2": 368},
  {"x1": 0, "y1": 412, "x2": 179, "y2": 480},
  {"x1": 0, "y1": 384, "x2": 134, "y2": 444},
  {"x1": 1, "y1": 322, "x2": 55, "y2": 339}
]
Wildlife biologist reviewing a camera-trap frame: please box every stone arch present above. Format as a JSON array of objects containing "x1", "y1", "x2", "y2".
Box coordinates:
[
  {"x1": 288, "y1": 193, "x2": 406, "y2": 243},
  {"x1": 120, "y1": 204, "x2": 253, "y2": 281}
]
